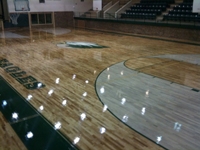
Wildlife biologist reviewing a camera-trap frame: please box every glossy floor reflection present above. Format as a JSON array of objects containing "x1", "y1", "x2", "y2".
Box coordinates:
[
  {"x1": 0, "y1": 27, "x2": 200, "y2": 150},
  {"x1": 37, "y1": 28, "x2": 71, "y2": 35},
  {"x1": 152, "y1": 54, "x2": 200, "y2": 65},
  {"x1": 0, "y1": 76, "x2": 77, "y2": 150},
  {"x1": 0, "y1": 31, "x2": 28, "y2": 39},
  {"x1": 96, "y1": 61, "x2": 200, "y2": 150}
]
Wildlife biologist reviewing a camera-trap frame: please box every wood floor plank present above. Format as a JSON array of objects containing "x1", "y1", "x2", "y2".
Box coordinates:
[{"x1": 1, "y1": 28, "x2": 200, "y2": 150}]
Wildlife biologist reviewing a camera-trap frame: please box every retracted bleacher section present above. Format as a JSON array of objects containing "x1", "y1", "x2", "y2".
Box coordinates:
[
  {"x1": 163, "y1": 0, "x2": 200, "y2": 22},
  {"x1": 121, "y1": 0, "x2": 174, "y2": 20}
]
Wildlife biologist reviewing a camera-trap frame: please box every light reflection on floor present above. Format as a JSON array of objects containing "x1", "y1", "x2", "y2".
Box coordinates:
[
  {"x1": 36, "y1": 28, "x2": 71, "y2": 35},
  {"x1": 152, "y1": 54, "x2": 200, "y2": 65},
  {"x1": 0, "y1": 28, "x2": 71, "y2": 39},
  {"x1": 1, "y1": 28, "x2": 200, "y2": 150},
  {"x1": 0, "y1": 31, "x2": 28, "y2": 39},
  {"x1": 96, "y1": 61, "x2": 200, "y2": 150}
]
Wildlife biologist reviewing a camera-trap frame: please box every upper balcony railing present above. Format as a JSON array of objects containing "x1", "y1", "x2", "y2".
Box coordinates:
[{"x1": 74, "y1": 12, "x2": 200, "y2": 28}]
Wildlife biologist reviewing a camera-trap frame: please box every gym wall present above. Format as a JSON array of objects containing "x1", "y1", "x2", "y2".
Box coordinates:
[{"x1": 7, "y1": 0, "x2": 93, "y2": 13}]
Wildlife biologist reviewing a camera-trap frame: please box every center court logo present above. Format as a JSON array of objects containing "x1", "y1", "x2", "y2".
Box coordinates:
[{"x1": 56, "y1": 41, "x2": 108, "y2": 48}]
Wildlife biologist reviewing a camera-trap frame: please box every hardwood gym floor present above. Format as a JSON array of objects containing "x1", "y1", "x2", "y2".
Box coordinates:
[{"x1": 0, "y1": 27, "x2": 200, "y2": 150}]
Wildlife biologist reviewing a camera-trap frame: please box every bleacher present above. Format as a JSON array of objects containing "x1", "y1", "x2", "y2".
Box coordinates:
[
  {"x1": 163, "y1": 0, "x2": 200, "y2": 22},
  {"x1": 140, "y1": 0, "x2": 174, "y2": 4},
  {"x1": 121, "y1": 0, "x2": 174, "y2": 20}
]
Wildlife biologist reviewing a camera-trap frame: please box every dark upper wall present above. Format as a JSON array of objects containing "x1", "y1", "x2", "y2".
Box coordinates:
[
  {"x1": 74, "y1": 19, "x2": 200, "y2": 42},
  {"x1": 54, "y1": 12, "x2": 74, "y2": 28}
]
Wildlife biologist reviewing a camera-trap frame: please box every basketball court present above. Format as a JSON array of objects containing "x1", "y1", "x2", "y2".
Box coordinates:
[{"x1": 0, "y1": 0, "x2": 200, "y2": 150}]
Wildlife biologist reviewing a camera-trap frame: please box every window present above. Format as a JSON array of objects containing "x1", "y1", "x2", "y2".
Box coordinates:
[
  {"x1": 46, "y1": 14, "x2": 52, "y2": 23},
  {"x1": 39, "y1": 14, "x2": 45, "y2": 24},
  {"x1": 31, "y1": 14, "x2": 38, "y2": 24},
  {"x1": 31, "y1": 13, "x2": 52, "y2": 25}
]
